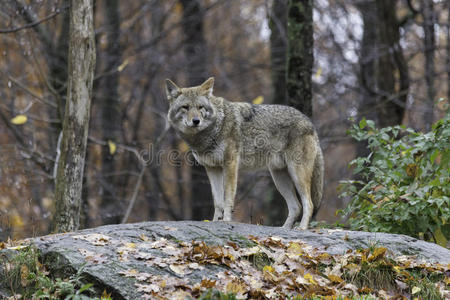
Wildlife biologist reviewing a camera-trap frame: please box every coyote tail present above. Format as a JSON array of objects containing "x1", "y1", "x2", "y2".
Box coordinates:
[{"x1": 312, "y1": 145, "x2": 324, "y2": 217}]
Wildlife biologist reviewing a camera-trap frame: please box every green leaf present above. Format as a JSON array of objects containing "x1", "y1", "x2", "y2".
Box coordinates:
[
  {"x1": 430, "y1": 149, "x2": 440, "y2": 164},
  {"x1": 359, "y1": 118, "x2": 367, "y2": 129},
  {"x1": 77, "y1": 283, "x2": 93, "y2": 294}
]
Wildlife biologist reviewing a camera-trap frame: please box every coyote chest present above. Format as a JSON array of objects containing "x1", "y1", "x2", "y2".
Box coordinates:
[{"x1": 192, "y1": 140, "x2": 226, "y2": 167}]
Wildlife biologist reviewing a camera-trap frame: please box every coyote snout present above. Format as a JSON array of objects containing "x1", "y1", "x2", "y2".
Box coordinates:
[
  {"x1": 165, "y1": 77, "x2": 324, "y2": 230},
  {"x1": 192, "y1": 117, "x2": 200, "y2": 126}
]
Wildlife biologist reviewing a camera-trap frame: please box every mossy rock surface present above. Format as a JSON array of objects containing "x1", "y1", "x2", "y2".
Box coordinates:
[{"x1": 1, "y1": 221, "x2": 449, "y2": 299}]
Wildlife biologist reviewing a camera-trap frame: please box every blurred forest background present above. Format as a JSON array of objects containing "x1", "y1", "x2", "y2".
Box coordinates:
[{"x1": 0, "y1": 0, "x2": 449, "y2": 240}]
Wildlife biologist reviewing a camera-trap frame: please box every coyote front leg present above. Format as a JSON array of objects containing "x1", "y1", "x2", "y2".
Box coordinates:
[
  {"x1": 223, "y1": 146, "x2": 239, "y2": 221},
  {"x1": 205, "y1": 166, "x2": 224, "y2": 221}
]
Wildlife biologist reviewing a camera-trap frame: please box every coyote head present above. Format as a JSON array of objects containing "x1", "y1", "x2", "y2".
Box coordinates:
[{"x1": 165, "y1": 77, "x2": 217, "y2": 135}]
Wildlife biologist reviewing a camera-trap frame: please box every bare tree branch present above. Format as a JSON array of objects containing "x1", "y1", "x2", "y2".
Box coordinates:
[{"x1": 0, "y1": 10, "x2": 60, "y2": 34}]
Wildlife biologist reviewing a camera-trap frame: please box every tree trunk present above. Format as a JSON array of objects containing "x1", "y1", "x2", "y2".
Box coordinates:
[
  {"x1": 375, "y1": 0, "x2": 409, "y2": 127},
  {"x1": 270, "y1": 0, "x2": 288, "y2": 105},
  {"x1": 286, "y1": 0, "x2": 314, "y2": 117},
  {"x1": 356, "y1": 0, "x2": 378, "y2": 158},
  {"x1": 266, "y1": 0, "x2": 289, "y2": 226},
  {"x1": 421, "y1": 0, "x2": 436, "y2": 129},
  {"x1": 52, "y1": 0, "x2": 96, "y2": 232},
  {"x1": 100, "y1": 0, "x2": 122, "y2": 224},
  {"x1": 180, "y1": 0, "x2": 213, "y2": 221}
]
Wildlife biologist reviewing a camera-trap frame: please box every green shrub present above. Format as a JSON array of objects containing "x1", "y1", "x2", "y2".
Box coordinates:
[{"x1": 339, "y1": 111, "x2": 449, "y2": 246}]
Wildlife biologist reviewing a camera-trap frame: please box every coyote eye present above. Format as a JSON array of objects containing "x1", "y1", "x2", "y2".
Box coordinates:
[
  {"x1": 181, "y1": 105, "x2": 189, "y2": 110},
  {"x1": 199, "y1": 106, "x2": 204, "y2": 110}
]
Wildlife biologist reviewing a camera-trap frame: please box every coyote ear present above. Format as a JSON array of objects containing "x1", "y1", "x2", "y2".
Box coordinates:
[
  {"x1": 199, "y1": 77, "x2": 214, "y2": 96},
  {"x1": 165, "y1": 79, "x2": 181, "y2": 100}
]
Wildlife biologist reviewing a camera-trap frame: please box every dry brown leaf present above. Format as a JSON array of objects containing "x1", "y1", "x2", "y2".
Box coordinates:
[
  {"x1": 368, "y1": 247, "x2": 387, "y2": 261},
  {"x1": 72, "y1": 234, "x2": 111, "y2": 246},
  {"x1": 169, "y1": 263, "x2": 191, "y2": 276},
  {"x1": 136, "y1": 283, "x2": 160, "y2": 293},
  {"x1": 163, "y1": 226, "x2": 178, "y2": 231},
  {"x1": 139, "y1": 234, "x2": 149, "y2": 242},
  {"x1": 327, "y1": 274, "x2": 344, "y2": 283}
]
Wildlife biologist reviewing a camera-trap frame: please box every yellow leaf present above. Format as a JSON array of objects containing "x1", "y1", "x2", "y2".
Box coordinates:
[
  {"x1": 252, "y1": 96, "x2": 264, "y2": 104},
  {"x1": 20, "y1": 265, "x2": 29, "y2": 287},
  {"x1": 411, "y1": 286, "x2": 421, "y2": 294},
  {"x1": 263, "y1": 265, "x2": 274, "y2": 273},
  {"x1": 287, "y1": 242, "x2": 303, "y2": 255},
  {"x1": 225, "y1": 280, "x2": 248, "y2": 295},
  {"x1": 117, "y1": 59, "x2": 129, "y2": 72},
  {"x1": 100, "y1": 289, "x2": 112, "y2": 299},
  {"x1": 108, "y1": 140, "x2": 116, "y2": 155},
  {"x1": 315, "y1": 67, "x2": 322, "y2": 79},
  {"x1": 304, "y1": 273, "x2": 317, "y2": 284},
  {"x1": 328, "y1": 274, "x2": 343, "y2": 283},
  {"x1": 125, "y1": 242, "x2": 136, "y2": 249},
  {"x1": 368, "y1": 247, "x2": 387, "y2": 261},
  {"x1": 10, "y1": 114, "x2": 27, "y2": 125}
]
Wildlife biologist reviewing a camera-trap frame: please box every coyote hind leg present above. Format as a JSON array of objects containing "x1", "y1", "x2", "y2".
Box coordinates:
[
  {"x1": 288, "y1": 160, "x2": 314, "y2": 230},
  {"x1": 269, "y1": 168, "x2": 301, "y2": 229},
  {"x1": 287, "y1": 163, "x2": 314, "y2": 230}
]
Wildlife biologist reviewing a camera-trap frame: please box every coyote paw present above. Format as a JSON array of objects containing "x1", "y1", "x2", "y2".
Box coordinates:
[
  {"x1": 295, "y1": 223, "x2": 308, "y2": 230},
  {"x1": 212, "y1": 212, "x2": 224, "y2": 221}
]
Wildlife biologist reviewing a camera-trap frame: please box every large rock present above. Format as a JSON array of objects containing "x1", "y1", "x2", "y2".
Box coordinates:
[{"x1": 1, "y1": 221, "x2": 449, "y2": 299}]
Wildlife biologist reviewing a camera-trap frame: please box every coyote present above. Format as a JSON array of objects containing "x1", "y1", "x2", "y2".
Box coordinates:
[{"x1": 165, "y1": 77, "x2": 324, "y2": 229}]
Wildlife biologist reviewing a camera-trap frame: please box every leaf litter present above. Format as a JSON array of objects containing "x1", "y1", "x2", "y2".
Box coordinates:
[{"x1": 70, "y1": 233, "x2": 448, "y2": 299}]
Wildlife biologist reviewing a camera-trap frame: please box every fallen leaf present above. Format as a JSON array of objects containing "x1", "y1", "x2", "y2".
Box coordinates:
[
  {"x1": 163, "y1": 226, "x2": 178, "y2": 231},
  {"x1": 395, "y1": 279, "x2": 408, "y2": 290},
  {"x1": 200, "y1": 278, "x2": 216, "y2": 289},
  {"x1": 411, "y1": 286, "x2": 421, "y2": 294},
  {"x1": 304, "y1": 273, "x2": 317, "y2": 284},
  {"x1": 124, "y1": 242, "x2": 136, "y2": 249},
  {"x1": 20, "y1": 265, "x2": 29, "y2": 287},
  {"x1": 287, "y1": 242, "x2": 303, "y2": 255},
  {"x1": 139, "y1": 234, "x2": 149, "y2": 241},
  {"x1": 119, "y1": 269, "x2": 139, "y2": 277},
  {"x1": 73, "y1": 234, "x2": 111, "y2": 246},
  {"x1": 263, "y1": 265, "x2": 275, "y2": 273},
  {"x1": 327, "y1": 274, "x2": 343, "y2": 283},
  {"x1": 368, "y1": 247, "x2": 387, "y2": 261},
  {"x1": 169, "y1": 264, "x2": 191, "y2": 276},
  {"x1": 136, "y1": 283, "x2": 160, "y2": 293},
  {"x1": 100, "y1": 289, "x2": 112, "y2": 299}
]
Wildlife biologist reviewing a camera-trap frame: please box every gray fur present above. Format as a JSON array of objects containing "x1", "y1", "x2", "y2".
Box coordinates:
[{"x1": 166, "y1": 77, "x2": 324, "y2": 229}]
